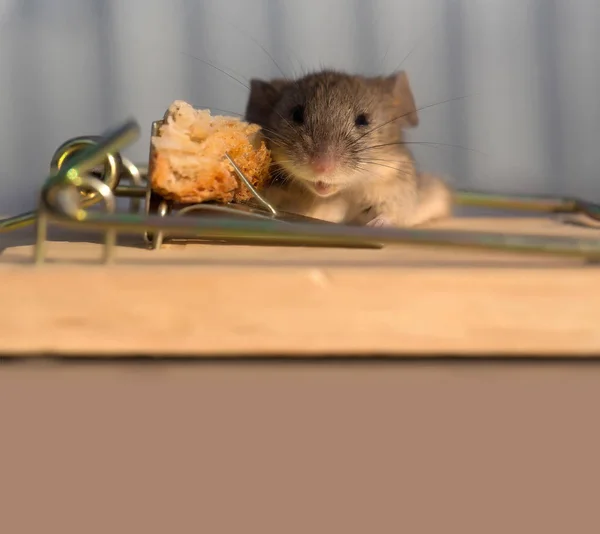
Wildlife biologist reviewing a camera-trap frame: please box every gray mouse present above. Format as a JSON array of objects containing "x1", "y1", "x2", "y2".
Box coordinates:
[{"x1": 244, "y1": 70, "x2": 452, "y2": 227}]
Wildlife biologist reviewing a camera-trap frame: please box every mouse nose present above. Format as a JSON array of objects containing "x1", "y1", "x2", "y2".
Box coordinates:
[{"x1": 310, "y1": 155, "x2": 336, "y2": 175}]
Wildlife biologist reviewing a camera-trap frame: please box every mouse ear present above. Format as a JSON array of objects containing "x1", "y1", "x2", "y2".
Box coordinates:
[
  {"x1": 385, "y1": 71, "x2": 419, "y2": 128},
  {"x1": 245, "y1": 79, "x2": 289, "y2": 125}
]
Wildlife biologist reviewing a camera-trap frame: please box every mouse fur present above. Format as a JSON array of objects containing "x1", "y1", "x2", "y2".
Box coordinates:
[{"x1": 244, "y1": 69, "x2": 452, "y2": 227}]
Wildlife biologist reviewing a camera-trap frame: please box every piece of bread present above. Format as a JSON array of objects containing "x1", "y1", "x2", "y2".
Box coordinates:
[{"x1": 150, "y1": 100, "x2": 272, "y2": 204}]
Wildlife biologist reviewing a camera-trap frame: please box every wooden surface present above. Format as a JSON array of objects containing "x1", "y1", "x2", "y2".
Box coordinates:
[{"x1": 1, "y1": 215, "x2": 600, "y2": 356}]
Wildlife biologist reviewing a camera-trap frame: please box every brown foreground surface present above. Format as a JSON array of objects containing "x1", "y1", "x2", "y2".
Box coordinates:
[{"x1": 1, "y1": 360, "x2": 599, "y2": 533}]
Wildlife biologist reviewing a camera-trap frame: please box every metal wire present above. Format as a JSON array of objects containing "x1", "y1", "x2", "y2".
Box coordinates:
[
  {"x1": 1, "y1": 116, "x2": 600, "y2": 265},
  {"x1": 35, "y1": 174, "x2": 117, "y2": 265},
  {"x1": 455, "y1": 190, "x2": 600, "y2": 221},
  {"x1": 0, "y1": 121, "x2": 143, "y2": 233},
  {"x1": 225, "y1": 152, "x2": 277, "y2": 215}
]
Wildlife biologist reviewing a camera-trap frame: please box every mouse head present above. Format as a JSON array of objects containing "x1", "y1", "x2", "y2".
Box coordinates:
[{"x1": 245, "y1": 70, "x2": 419, "y2": 197}]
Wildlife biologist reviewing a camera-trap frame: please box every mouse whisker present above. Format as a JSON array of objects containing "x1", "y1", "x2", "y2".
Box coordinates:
[
  {"x1": 357, "y1": 162, "x2": 415, "y2": 180},
  {"x1": 183, "y1": 52, "x2": 298, "y2": 137},
  {"x1": 258, "y1": 107, "x2": 298, "y2": 139},
  {"x1": 348, "y1": 93, "x2": 476, "y2": 148},
  {"x1": 269, "y1": 168, "x2": 294, "y2": 184},
  {"x1": 258, "y1": 126, "x2": 287, "y2": 139},
  {"x1": 257, "y1": 130, "x2": 290, "y2": 147},
  {"x1": 270, "y1": 159, "x2": 296, "y2": 167},
  {"x1": 274, "y1": 111, "x2": 298, "y2": 136},
  {"x1": 394, "y1": 141, "x2": 487, "y2": 156},
  {"x1": 358, "y1": 156, "x2": 409, "y2": 163},
  {"x1": 358, "y1": 161, "x2": 406, "y2": 173},
  {"x1": 358, "y1": 141, "x2": 485, "y2": 156},
  {"x1": 193, "y1": 4, "x2": 292, "y2": 80},
  {"x1": 256, "y1": 124, "x2": 288, "y2": 138},
  {"x1": 181, "y1": 52, "x2": 250, "y2": 91},
  {"x1": 273, "y1": 159, "x2": 294, "y2": 172},
  {"x1": 353, "y1": 144, "x2": 410, "y2": 156},
  {"x1": 189, "y1": 105, "x2": 245, "y2": 117},
  {"x1": 258, "y1": 136, "x2": 286, "y2": 150}
]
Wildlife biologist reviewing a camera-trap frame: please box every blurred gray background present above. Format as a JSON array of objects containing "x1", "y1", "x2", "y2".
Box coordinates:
[{"x1": 0, "y1": 0, "x2": 598, "y2": 214}]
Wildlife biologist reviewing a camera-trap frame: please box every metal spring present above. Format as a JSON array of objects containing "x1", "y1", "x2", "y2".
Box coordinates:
[
  {"x1": 1, "y1": 117, "x2": 600, "y2": 265},
  {"x1": 0, "y1": 128, "x2": 148, "y2": 233}
]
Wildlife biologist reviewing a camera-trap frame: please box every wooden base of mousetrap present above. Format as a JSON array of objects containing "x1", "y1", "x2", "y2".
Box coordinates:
[{"x1": 1, "y1": 215, "x2": 600, "y2": 357}]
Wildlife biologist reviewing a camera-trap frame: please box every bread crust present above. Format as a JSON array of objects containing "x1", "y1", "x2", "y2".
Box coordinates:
[{"x1": 150, "y1": 101, "x2": 272, "y2": 204}]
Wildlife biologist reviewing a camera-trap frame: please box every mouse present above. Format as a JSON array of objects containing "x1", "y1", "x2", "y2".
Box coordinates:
[{"x1": 244, "y1": 69, "x2": 452, "y2": 227}]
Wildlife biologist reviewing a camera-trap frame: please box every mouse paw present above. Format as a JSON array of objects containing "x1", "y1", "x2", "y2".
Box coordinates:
[{"x1": 366, "y1": 215, "x2": 393, "y2": 228}]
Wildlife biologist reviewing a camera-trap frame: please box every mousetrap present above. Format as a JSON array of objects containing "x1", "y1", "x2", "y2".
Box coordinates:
[{"x1": 1, "y1": 117, "x2": 600, "y2": 265}]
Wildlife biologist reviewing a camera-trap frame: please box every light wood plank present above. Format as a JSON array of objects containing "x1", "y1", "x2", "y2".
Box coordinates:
[{"x1": 1, "y1": 216, "x2": 599, "y2": 356}]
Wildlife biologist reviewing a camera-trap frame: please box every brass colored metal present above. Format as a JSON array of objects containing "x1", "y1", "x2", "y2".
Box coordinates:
[
  {"x1": 1, "y1": 115, "x2": 600, "y2": 266},
  {"x1": 114, "y1": 184, "x2": 147, "y2": 198},
  {"x1": 152, "y1": 200, "x2": 170, "y2": 250},
  {"x1": 50, "y1": 135, "x2": 120, "y2": 192},
  {"x1": 33, "y1": 120, "x2": 140, "y2": 264},
  {"x1": 143, "y1": 120, "x2": 163, "y2": 247},
  {"x1": 0, "y1": 210, "x2": 38, "y2": 232},
  {"x1": 455, "y1": 190, "x2": 600, "y2": 221},
  {"x1": 1, "y1": 121, "x2": 145, "y2": 234},
  {"x1": 42, "y1": 204, "x2": 600, "y2": 261}
]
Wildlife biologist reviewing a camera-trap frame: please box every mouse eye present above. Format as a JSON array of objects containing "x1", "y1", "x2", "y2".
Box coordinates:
[
  {"x1": 355, "y1": 113, "x2": 370, "y2": 127},
  {"x1": 291, "y1": 105, "x2": 305, "y2": 124}
]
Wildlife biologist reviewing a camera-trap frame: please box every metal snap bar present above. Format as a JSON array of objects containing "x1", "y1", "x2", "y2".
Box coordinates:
[{"x1": 2, "y1": 116, "x2": 600, "y2": 265}]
